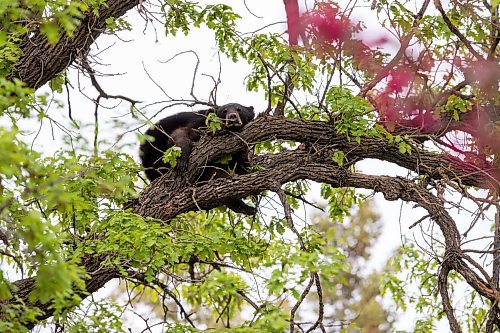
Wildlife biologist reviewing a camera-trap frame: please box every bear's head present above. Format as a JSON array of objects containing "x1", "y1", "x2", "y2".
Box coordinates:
[{"x1": 216, "y1": 103, "x2": 255, "y2": 129}]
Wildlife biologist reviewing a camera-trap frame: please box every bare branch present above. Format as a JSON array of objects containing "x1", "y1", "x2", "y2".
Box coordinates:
[
  {"x1": 434, "y1": 0, "x2": 484, "y2": 60},
  {"x1": 11, "y1": 0, "x2": 141, "y2": 90},
  {"x1": 290, "y1": 274, "x2": 315, "y2": 333},
  {"x1": 361, "y1": 0, "x2": 431, "y2": 96},
  {"x1": 438, "y1": 263, "x2": 462, "y2": 333}
]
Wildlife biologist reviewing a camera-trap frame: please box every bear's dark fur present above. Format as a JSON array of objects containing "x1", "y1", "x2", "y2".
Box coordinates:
[{"x1": 139, "y1": 103, "x2": 256, "y2": 215}]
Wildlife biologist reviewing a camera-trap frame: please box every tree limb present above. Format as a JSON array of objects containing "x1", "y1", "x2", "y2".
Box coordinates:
[
  {"x1": 11, "y1": 0, "x2": 140, "y2": 90},
  {"x1": 5, "y1": 114, "x2": 499, "y2": 329}
]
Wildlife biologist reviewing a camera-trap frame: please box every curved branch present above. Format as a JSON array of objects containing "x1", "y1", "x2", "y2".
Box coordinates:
[
  {"x1": 11, "y1": 0, "x2": 140, "y2": 90},
  {"x1": 11, "y1": 254, "x2": 118, "y2": 329},
  {"x1": 439, "y1": 263, "x2": 462, "y2": 333},
  {"x1": 134, "y1": 149, "x2": 499, "y2": 300},
  {"x1": 135, "y1": 115, "x2": 499, "y2": 212},
  {"x1": 9, "y1": 139, "x2": 499, "y2": 328},
  {"x1": 7, "y1": 116, "x2": 500, "y2": 328}
]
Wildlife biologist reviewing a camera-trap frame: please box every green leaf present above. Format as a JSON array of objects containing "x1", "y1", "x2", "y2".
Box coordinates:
[
  {"x1": 332, "y1": 150, "x2": 345, "y2": 166},
  {"x1": 162, "y1": 146, "x2": 182, "y2": 167},
  {"x1": 41, "y1": 22, "x2": 60, "y2": 44}
]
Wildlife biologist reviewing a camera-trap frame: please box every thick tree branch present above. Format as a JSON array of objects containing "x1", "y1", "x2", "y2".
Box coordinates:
[
  {"x1": 135, "y1": 115, "x2": 499, "y2": 211},
  {"x1": 10, "y1": 254, "x2": 118, "y2": 329},
  {"x1": 11, "y1": 0, "x2": 140, "y2": 90},
  {"x1": 131, "y1": 150, "x2": 499, "y2": 302},
  {"x1": 6, "y1": 117, "x2": 499, "y2": 328},
  {"x1": 8, "y1": 140, "x2": 499, "y2": 328}
]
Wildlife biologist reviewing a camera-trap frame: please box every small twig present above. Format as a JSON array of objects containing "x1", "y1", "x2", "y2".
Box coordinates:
[
  {"x1": 277, "y1": 188, "x2": 306, "y2": 251},
  {"x1": 142, "y1": 61, "x2": 172, "y2": 100},
  {"x1": 305, "y1": 273, "x2": 326, "y2": 333},
  {"x1": 274, "y1": 59, "x2": 296, "y2": 117},
  {"x1": 81, "y1": 58, "x2": 140, "y2": 105},
  {"x1": 284, "y1": 190, "x2": 325, "y2": 212},
  {"x1": 289, "y1": 274, "x2": 315, "y2": 333},
  {"x1": 409, "y1": 214, "x2": 430, "y2": 229},
  {"x1": 236, "y1": 290, "x2": 259, "y2": 310},
  {"x1": 434, "y1": 0, "x2": 484, "y2": 60},
  {"x1": 438, "y1": 262, "x2": 462, "y2": 333},
  {"x1": 242, "y1": 0, "x2": 263, "y2": 18},
  {"x1": 159, "y1": 50, "x2": 201, "y2": 101},
  {"x1": 0, "y1": 250, "x2": 24, "y2": 277},
  {"x1": 94, "y1": 96, "x2": 99, "y2": 155},
  {"x1": 124, "y1": 270, "x2": 196, "y2": 328},
  {"x1": 64, "y1": 76, "x2": 78, "y2": 127},
  {"x1": 256, "y1": 52, "x2": 274, "y2": 114}
]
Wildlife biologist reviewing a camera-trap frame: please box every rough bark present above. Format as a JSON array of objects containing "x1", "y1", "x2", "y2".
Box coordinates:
[
  {"x1": 6, "y1": 114, "x2": 499, "y2": 329},
  {"x1": 11, "y1": 0, "x2": 140, "y2": 90},
  {"x1": 11, "y1": 254, "x2": 118, "y2": 330},
  {"x1": 133, "y1": 115, "x2": 499, "y2": 221}
]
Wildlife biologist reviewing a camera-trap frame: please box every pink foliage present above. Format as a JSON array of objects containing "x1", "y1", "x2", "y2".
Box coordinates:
[
  {"x1": 305, "y1": 8, "x2": 349, "y2": 42},
  {"x1": 283, "y1": 1, "x2": 498, "y2": 183},
  {"x1": 463, "y1": 60, "x2": 500, "y2": 97},
  {"x1": 387, "y1": 68, "x2": 414, "y2": 93}
]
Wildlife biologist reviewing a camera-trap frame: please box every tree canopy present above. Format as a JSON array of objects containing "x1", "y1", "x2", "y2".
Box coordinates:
[{"x1": 0, "y1": 0, "x2": 499, "y2": 332}]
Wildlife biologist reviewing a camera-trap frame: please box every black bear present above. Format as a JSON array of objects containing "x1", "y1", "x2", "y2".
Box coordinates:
[{"x1": 139, "y1": 103, "x2": 256, "y2": 214}]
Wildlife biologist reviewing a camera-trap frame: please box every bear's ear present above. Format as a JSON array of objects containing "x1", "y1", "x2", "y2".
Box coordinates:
[{"x1": 247, "y1": 106, "x2": 255, "y2": 120}]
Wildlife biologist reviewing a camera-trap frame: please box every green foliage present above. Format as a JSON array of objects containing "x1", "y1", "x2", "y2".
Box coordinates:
[
  {"x1": 161, "y1": 306, "x2": 288, "y2": 333},
  {"x1": 383, "y1": 242, "x2": 451, "y2": 330},
  {"x1": 162, "y1": 2, "x2": 242, "y2": 61},
  {"x1": 184, "y1": 270, "x2": 247, "y2": 319},
  {"x1": 205, "y1": 112, "x2": 224, "y2": 133},
  {"x1": 393, "y1": 135, "x2": 412, "y2": 155},
  {"x1": 332, "y1": 150, "x2": 345, "y2": 166},
  {"x1": 326, "y1": 87, "x2": 375, "y2": 139},
  {"x1": 244, "y1": 34, "x2": 317, "y2": 107},
  {"x1": 385, "y1": 239, "x2": 494, "y2": 332},
  {"x1": 320, "y1": 185, "x2": 364, "y2": 221},
  {"x1": 0, "y1": 0, "x2": 88, "y2": 45},
  {"x1": 215, "y1": 153, "x2": 233, "y2": 165},
  {"x1": 439, "y1": 94, "x2": 473, "y2": 121},
  {"x1": 163, "y1": 146, "x2": 183, "y2": 168},
  {"x1": 62, "y1": 300, "x2": 125, "y2": 333},
  {"x1": 105, "y1": 17, "x2": 132, "y2": 33},
  {"x1": 0, "y1": 297, "x2": 42, "y2": 333},
  {"x1": 49, "y1": 71, "x2": 66, "y2": 93},
  {"x1": 0, "y1": 39, "x2": 22, "y2": 76},
  {"x1": 249, "y1": 306, "x2": 289, "y2": 332},
  {"x1": 381, "y1": 131, "x2": 413, "y2": 155},
  {"x1": 0, "y1": 78, "x2": 33, "y2": 114},
  {"x1": 0, "y1": 126, "x2": 140, "y2": 324}
]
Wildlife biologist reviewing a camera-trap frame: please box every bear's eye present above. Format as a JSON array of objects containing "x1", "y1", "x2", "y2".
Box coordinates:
[{"x1": 237, "y1": 108, "x2": 241, "y2": 112}]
